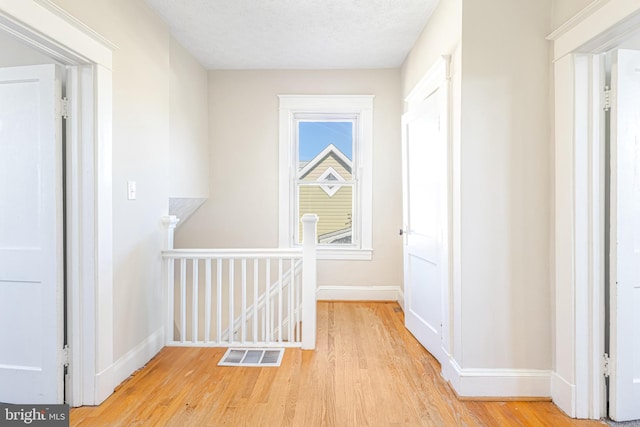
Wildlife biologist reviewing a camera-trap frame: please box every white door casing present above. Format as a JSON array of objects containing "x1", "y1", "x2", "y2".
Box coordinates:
[
  {"x1": 0, "y1": 1, "x2": 114, "y2": 406},
  {"x1": 548, "y1": 0, "x2": 640, "y2": 418},
  {"x1": 609, "y1": 48, "x2": 640, "y2": 423},
  {"x1": 402, "y1": 56, "x2": 451, "y2": 367},
  {"x1": 0, "y1": 64, "x2": 64, "y2": 404}
]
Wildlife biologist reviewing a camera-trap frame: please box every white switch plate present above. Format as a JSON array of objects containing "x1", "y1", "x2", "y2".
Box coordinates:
[{"x1": 127, "y1": 181, "x2": 136, "y2": 200}]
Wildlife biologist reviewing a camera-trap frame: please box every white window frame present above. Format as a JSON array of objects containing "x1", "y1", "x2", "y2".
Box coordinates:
[{"x1": 278, "y1": 95, "x2": 374, "y2": 260}]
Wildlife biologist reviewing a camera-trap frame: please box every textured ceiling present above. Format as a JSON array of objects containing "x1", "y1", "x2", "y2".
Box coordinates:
[{"x1": 143, "y1": 0, "x2": 439, "y2": 70}]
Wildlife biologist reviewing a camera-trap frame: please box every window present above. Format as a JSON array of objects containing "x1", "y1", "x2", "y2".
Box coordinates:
[{"x1": 279, "y1": 95, "x2": 373, "y2": 260}]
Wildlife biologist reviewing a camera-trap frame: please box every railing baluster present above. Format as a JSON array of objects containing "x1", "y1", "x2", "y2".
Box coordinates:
[
  {"x1": 167, "y1": 258, "x2": 175, "y2": 343},
  {"x1": 217, "y1": 258, "x2": 222, "y2": 344},
  {"x1": 265, "y1": 259, "x2": 270, "y2": 343},
  {"x1": 229, "y1": 259, "x2": 234, "y2": 344},
  {"x1": 253, "y1": 258, "x2": 258, "y2": 344},
  {"x1": 296, "y1": 260, "x2": 301, "y2": 342},
  {"x1": 278, "y1": 258, "x2": 283, "y2": 343},
  {"x1": 289, "y1": 258, "x2": 294, "y2": 342},
  {"x1": 241, "y1": 258, "x2": 247, "y2": 343},
  {"x1": 205, "y1": 259, "x2": 211, "y2": 344},
  {"x1": 180, "y1": 258, "x2": 187, "y2": 343},
  {"x1": 192, "y1": 259, "x2": 199, "y2": 343}
]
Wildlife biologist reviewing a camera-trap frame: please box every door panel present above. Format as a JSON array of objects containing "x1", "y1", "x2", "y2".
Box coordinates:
[
  {"x1": 609, "y1": 48, "x2": 640, "y2": 422},
  {"x1": 0, "y1": 64, "x2": 64, "y2": 404},
  {"x1": 402, "y1": 89, "x2": 446, "y2": 365}
]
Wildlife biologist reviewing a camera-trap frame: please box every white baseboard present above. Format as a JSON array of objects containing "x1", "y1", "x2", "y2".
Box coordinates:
[
  {"x1": 551, "y1": 372, "x2": 576, "y2": 417},
  {"x1": 316, "y1": 285, "x2": 401, "y2": 301},
  {"x1": 446, "y1": 359, "x2": 551, "y2": 398},
  {"x1": 110, "y1": 327, "x2": 165, "y2": 392},
  {"x1": 94, "y1": 365, "x2": 115, "y2": 405},
  {"x1": 397, "y1": 288, "x2": 405, "y2": 310}
]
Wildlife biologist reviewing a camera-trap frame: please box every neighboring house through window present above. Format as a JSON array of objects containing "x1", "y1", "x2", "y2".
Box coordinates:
[{"x1": 279, "y1": 95, "x2": 373, "y2": 260}]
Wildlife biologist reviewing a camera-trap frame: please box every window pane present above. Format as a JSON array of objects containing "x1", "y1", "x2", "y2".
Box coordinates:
[
  {"x1": 298, "y1": 121, "x2": 353, "y2": 175},
  {"x1": 297, "y1": 184, "x2": 353, "y2": 245}
]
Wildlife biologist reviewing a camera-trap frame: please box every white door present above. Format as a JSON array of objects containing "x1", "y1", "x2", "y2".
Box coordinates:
[
  {"x1": 401, "y1": 88, "x2": 446, "y2": 365},
  {"x1": 0, "y1": 64, "x2": 64, "y2": 404},
  {"x1": 609, "y1": 49, "x2": 640, "y2": 422}
]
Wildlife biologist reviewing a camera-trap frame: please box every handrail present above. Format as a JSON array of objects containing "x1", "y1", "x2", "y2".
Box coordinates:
[{"x1": 162, "y1": 248, "x2": 303, "y2": 259}]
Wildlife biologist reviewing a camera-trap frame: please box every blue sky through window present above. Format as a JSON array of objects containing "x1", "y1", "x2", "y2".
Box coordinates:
[{"x1": 298, "y1": 121, "x2": 352, "y2": 162}]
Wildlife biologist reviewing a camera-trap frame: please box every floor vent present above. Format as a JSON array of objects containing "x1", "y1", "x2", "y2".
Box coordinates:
[{"x1": 218, "y1": 348, "x2": 284, "y2": 367}]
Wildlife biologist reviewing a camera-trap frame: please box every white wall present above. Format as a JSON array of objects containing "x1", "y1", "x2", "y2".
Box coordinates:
[
  {"x1": 50, "y1": 0, "x2": 208, "y2": 365},
  {"x1": 176, "y1": 69, "x2": 404, "y2": 290},
  {"x1": 169, "y1": 38, "x2": 209, "y2": 198}
]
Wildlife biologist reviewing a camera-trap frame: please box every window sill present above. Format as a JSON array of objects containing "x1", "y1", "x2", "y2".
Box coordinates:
[{"x1": 316, "y1": 247, "x2": 372, "y2": 261}]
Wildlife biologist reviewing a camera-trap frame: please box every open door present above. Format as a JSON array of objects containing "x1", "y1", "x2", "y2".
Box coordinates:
[
  {"x1": 401, "y1": 86, "x2": 447, "y2": 365},
  {"x1": 609, "y1": 49, "x2": 640, "y2": 422},
  {"x1": 0, "y1": 64, "x2": 65, "y2": 404}
]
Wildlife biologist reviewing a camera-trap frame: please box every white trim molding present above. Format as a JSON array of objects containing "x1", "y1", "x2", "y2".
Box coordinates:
[
  {"x1": 446, "y1": 360, "x2": 551, "y2": 399},
  {"x1": 278, "y1": 95, "x2": 374, "y2": 259},
  {"x1": 405, "y1": 55, "x2": 450, "y2": 109},
  {"x1": 111, "y1": 328, "x2": 164, "y2": 389},
  {"x1": 547, "y1": 0, "x2": 640, "y2": 60},
  {"x1": 552, "y1": 372, "x2": 577, "y2": 417},
  {"x1": 316, "y1": 285, "x2": 402, "y2": 302},
  {"x1": 0, "y1": 0, "x2": 114, "y2": 68}
]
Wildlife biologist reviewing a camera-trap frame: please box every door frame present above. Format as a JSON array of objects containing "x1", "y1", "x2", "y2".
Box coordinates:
[
  {"x1": 0, "y1": 0, "x2": 114, "y2": 406},
  {"x1": 402, "y1": 55, "x2": 454, "y2": 372},
  {"x1": 548, "y1": 0, "x2": 640, "y2": 419}
]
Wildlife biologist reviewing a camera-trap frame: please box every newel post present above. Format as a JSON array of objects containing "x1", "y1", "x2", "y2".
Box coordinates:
[
  {"x1": 162, "y1": 215, "x2": 179, "y2": 250},
  {"x1": 161, "y1": 216, "x2": 179, "y2": 344},
  {"x1": 301, "y1": 213, "x2": 318, "y2": 350}
]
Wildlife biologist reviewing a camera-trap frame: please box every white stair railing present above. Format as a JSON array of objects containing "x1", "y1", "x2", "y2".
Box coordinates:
[{"x1": 161, "y1": 214, "x2": 318, "y2": 349}]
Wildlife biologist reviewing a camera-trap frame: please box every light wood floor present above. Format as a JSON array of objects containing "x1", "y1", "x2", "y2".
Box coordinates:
[{"x1": 71, "y1": 302, "x2": 605, "y2": 426}]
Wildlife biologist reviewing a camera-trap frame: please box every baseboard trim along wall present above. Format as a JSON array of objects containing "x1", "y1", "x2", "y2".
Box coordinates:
[
  {"x1": 446, "y1": 359, "x2": 552, "y2": 399},
  {"x1": 316, "y1": 285, "x2": 402, "y2": 301},
  {"x1": 94, "y1": 365, "x2": 115, "y2": 405},
  {"x1": 110, "y1": 327, "x2": 165, "y2": 393},
  {"x1": 551, "y1": 372, "x2": 576, "y2": 417}
]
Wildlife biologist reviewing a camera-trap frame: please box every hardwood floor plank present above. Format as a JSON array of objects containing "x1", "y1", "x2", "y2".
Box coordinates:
[{"x1": 71, "y1": 302, "x2": 605, "y2": 427}]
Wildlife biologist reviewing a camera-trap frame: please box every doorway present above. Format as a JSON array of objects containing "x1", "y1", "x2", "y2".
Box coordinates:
[
  {"x1": 0, "y1": 30, "x2": 68, "y2": 405},
  {"x1": 401, "y1": 56, "x2": 452, "y2": 368},
  {"x1": 549, "y1": 1, "x2": 640, "y2": 418},
  {"x1": 0, "y1": 2, "x2": 114, "y2": 406}
]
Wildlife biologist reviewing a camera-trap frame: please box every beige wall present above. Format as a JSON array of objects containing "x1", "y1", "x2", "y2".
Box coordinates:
[
  {"x1": 551, "y1": 0, "x2": 595, "y2": 30},
  {"x1": 460, "y1": 0, "x2": 552, "y2": 370},
  {"x1": 170, "y1": 38, "x2": 209, "y2": 198},
  {"x1": 402, "y1": 0, "x2": 552, "y2": 372},
  {"x1": 51, "y1": 0, "x2": 208, "y2": 361},
  {"x1": 177, "y1": 69, "x2": 403, "y2": 288}
]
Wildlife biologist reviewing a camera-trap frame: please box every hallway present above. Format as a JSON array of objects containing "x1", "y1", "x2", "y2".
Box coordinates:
[{"x1": 71, "y1": 302, "x2": 604, "y2": 426}]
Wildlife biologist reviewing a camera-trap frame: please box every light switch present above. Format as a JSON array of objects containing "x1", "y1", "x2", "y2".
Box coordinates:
[{"x1": 127, "y1": 181, "x2": 136, "y2": 200}]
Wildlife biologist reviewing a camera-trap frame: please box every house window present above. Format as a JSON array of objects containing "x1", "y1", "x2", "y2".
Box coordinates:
[{"x1": 278, "y1": 95, "x2": 374, "y2": 260}]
